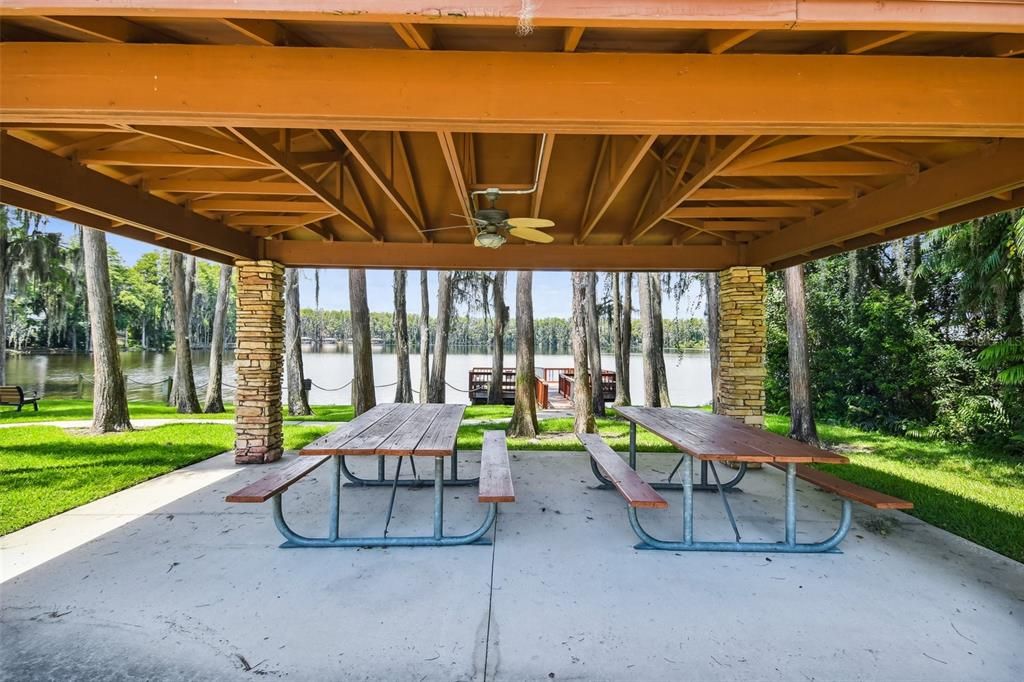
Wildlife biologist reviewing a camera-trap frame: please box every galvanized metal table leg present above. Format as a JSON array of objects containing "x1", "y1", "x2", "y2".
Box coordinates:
[
  {"x1": 340, "y1": 454, "x2": 478, "y2": 488},
  {"x1": 707, "y1": 461, "x2": 741, "y2": 541},
  {"x1": 329, "y1": 456, "x2": 341, "y2": 541},
  {"x1": 785, "y1": 462, "x2": 797, "y2": 546},
  {"x1": 629, "y1": 423, "x2": 637, "y2": 469},
  {"x1": 682, "y1": 453, "x2": 694, "y2": 546},
  {"x1": 434, "y1": 456, "x2": 444, "y2": 540},
  {"x1": 377, "y1": 455, "x2": 386, "y2": 482},
  {"x1": 383, "y1": 456, "x2": 405, "y2": 536}
]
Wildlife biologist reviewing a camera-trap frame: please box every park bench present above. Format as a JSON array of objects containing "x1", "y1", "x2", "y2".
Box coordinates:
[
  {"x1": 0, "y1": 386, "x2": 39, "y2": 411},
  {"x1": 226, "y1": 403, "x2": 514, "y2": 548},
  {"x1": 767, "y1": 463, "x2": 913, "y2": 510},
  {"x1": 578, "y1": 433, "x2": 668, "y2": 509}
]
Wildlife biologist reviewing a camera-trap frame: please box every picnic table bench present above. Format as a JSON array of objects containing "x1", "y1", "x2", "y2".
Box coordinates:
[
  {"x1": 226, "y1": 403, "x2": 515, "y2": 548},
  {"x1": 0, "y1": 386, "x2": 39, "y2": 411},
  {"x1": 584, "y1": 407, "x2": 912, "y2": 554}
]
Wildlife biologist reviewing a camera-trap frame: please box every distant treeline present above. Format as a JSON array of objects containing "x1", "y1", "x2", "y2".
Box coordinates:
[{"x1": 300, "y1": 308, "x2": 707, "y2": 354}]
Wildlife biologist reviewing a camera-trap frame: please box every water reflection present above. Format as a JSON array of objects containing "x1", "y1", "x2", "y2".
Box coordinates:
[{"x1": 5, "y1": 348, "x2": 711, "y2": 407}]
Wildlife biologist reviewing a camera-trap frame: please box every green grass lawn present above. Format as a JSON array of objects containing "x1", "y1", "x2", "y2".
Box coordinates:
[
  {"x1": 0, "y1": 423, "x2": 332, "y2": 535},
  {"x1": 0, "y1": 399, "x2": 510, "y2": 424}
]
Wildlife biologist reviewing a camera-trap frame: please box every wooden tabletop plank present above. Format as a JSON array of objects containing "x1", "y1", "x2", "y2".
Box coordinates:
[
  {"x1": 299, "y1": 403, "x2": 402, "y2": 455},
  {"x1": 479, "y1": 431, "x2": 515, "y2": 503},
  {"x1": 335, "y1": 402, "x2": 421, "y2": 455},
  {"x1": 375, "y1": 403, "x2": 445, "y2": 455},
  {"x1": 413, "y1": 403, "x2": 466, "y2": 457},
  {"x1": 615, "y1": 406, "x2": 847, "y2": 464}
]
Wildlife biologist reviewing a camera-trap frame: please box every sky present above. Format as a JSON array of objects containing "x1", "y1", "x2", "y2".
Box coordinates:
[{"x1": 40, "y1": 216, "x2": 706, "y2": 318}]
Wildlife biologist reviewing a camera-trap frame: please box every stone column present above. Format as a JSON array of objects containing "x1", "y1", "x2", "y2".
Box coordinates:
[
  {"x1": 234, "y1": 260, "x2": 285, "y2": 464},
  {"x1": 716, "y1": 266, "x2": 766, "y2": 428}
]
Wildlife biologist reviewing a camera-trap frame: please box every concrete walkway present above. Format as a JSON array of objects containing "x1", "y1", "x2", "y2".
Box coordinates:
[{"x1": 1, "y1": 451, "x2": 1021, "y2": 681}]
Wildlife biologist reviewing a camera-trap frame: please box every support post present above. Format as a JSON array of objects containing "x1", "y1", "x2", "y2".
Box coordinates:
[
  {"x1": 234, "y1": 260, "x2": 285, "y2": 464},
  {"x1": 716, "y1": 266, "x2": 767, "y2": 468}
]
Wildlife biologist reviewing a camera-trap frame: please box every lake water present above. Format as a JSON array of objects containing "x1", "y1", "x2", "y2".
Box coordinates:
[{"x1": 5, "y1": 349, "x2": 712, "y2": 407}]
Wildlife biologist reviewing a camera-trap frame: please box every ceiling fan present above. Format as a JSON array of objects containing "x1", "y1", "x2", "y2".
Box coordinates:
[{"x1": 425, "y1": 188, "x2": 556, "y2": 248}]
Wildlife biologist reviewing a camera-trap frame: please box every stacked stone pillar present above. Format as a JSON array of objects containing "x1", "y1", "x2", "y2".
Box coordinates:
[
  {"x1": 716, "y1": 266, "x2": 766, "y2": 428},
  {"x1": 234, "y1": 260, "x2": 285, "y2": 464}
]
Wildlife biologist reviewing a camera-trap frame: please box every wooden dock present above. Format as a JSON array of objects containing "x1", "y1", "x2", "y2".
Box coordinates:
[{"x1": 468, "y1": 367, "x2": 615, "y2": 409}]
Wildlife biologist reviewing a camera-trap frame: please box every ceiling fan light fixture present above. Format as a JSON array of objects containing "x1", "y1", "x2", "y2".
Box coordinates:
[{"x1": 475, "y1": 231, "x2": 507, "y2": 249}]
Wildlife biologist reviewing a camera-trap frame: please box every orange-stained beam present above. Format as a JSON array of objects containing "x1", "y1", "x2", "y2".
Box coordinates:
[
  {"x1": 691, "y1": 187, "x2": 856, "y2": 201},
  {"x1": 4, "y1": 45, "x2": 1023, "y2": 137},
  {"x1": 706, "y1": 29, "x2": 758, "y2": 54},
  {"x1": 437, "y1": 131, "x2": 475, "y2": 235},
  {"x1": 725, "y1": 136, "x2": 856, "y2": 172},
  {"x1": 843, "y1": 31, "x2": 915, "y2": 54},
  {"x1": 391, "y1": 23, "x2": 435, "y2": 49},
  {"x1": 145, "y1": 179, "x2": 313, "y2": 195},
  {"x1": 0, "y1": 132, "x2": 256, "y2": 259},
  {"x1": 670, "y1": 206, "x2": 814, "y2": 219},
  {"x1": 266, "y1": 240, "x2": 742, "y2": 272},
  {"x1": 579, "y1": 135, "x2": 657, "y2": 242},
  {"x1": 748, "y1": 139, "x2": 1024, "y2": 266},
  {"x1": 563, "y1": 27, "x2": 585, "y2": 52},
  {"x1": 191, "y1": 199, "x2": 330, "y2": 212},
  {"x1": 531, "y1": 133, "x2": 556, "y2": 219},
  {"x1": 720, "y1": 160, "x2": 917, "y2": 176},
  {"x1": 333, "y1": 130, "x2": 428, "y2": 241},
  {"x1": 128, "y1": 125, "x2": 268, "y2": 164},
  {"x1": 630, "y1": 136, "x2": 758, "y2": 243},
  {"x1": 231, "y1": 127, "x2": 378, "y2": 241}
]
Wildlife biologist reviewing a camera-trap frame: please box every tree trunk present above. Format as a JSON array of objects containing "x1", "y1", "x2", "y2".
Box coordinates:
[
  {"x1": 428, "y1": 270, "x2": 453, "y2": 403},
  {"x1": 169, "y1": 251, "x2": 201, "y2": 413},
  {"x1": 488, "y1": 271, "x2": 507, "y2": 405},
  {"x1": 82, "y1": 228, "x2": 132, "y2": 433},
  {"x1": 783, "y1": 265, "x2": 820, "y2": 445},
  {"x1": 620, "y1": 272, "x2": 633, "y2": 405},
  {"x1": 571, "y1": 272, "x2": 596, "y2": 433},
  {"x1": 508, "y1": 271, "x2": 539, "y2": 438},
  {"x1": 393, "y1": 269, "x2": 414, "y2": 403},
  {"x1": 706, "y1": 272, "x2": 721, "y2": 412},
  {"x1": 638, "y1": 272, "x2": 660, "y2": 407},
  {"x1": 349, "y1": 268, "x2": 376, "y2": 415},
  {"x1": 418, "y1": 271, "x2": 430, "y2": 403},
  {"x1": 203, "y1": 264, "x2": 232, "y2": 413},
  {"x1": 285, "y1": 268, "x2": 312, "y2": 416},
  {"x1": 0, "y1": 275, "x2": 6, "y2": 385},
  {"x1": 585, "y1": 272, "x2": 605, "y2": 416},
  {"x1": 650, "y1": 273, "x2": 672, "y2": 407}
]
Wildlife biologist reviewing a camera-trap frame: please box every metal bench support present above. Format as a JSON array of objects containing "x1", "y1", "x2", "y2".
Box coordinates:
[
  {"x1": 272, "y1": 455, "x2": 496, "y2": 548},
  {"x1": 340, "y1": 450, "x2": 479, "y2": 488},
  {"x1": 628, "y1": 458, "x2": 852, "y2": 553}
]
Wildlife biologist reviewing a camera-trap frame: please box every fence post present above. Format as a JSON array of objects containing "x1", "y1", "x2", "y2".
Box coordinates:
[
  {"x1": 165, "y1": 376, "x2": 173, "y2": 403},
  {"x1": 76, "y1": 373, "x2": 84, "y2": 399}
]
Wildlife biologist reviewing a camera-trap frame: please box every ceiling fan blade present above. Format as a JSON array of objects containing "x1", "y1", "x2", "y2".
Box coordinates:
[
  {"x1": 507, "y1": 217, "x2": 554, "y2": 229},
  {"x1": 509, "y1": 226, "x2": 554, "y2": 243}
]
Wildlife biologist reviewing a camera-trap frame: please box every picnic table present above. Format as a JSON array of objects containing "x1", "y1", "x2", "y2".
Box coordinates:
[
  {"x1": 583, "y1": 406, "x2": 910, "y2": 554},
  {"x1": 226, "y1": 403, "x2": 515, "y2": 548}
]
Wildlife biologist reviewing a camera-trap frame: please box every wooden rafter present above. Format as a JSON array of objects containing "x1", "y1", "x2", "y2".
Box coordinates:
[
  {"x1": 437, "y1": 131, "x2": 475, "y2": 236},
  {"x1": 145, "y1": 179, "x2": 313, "y2": 195},
  {"x1": 669, "y1": 206, "x2": 814, "y2": 219},
  {"x1": 720, "y1": 161, "x2": 918, "y2": 177},
  {"x1": 725, "y1": 136, "x2": 856, "y2": 172},
  {"x1": 531, "y1": 133, "x2": 556, "y2": 219},
  {"x1": 77, "y1": 151, "x2": 268, "y2": 168},
  {"x1": 563, "y1": 27, "x2": 585, "y2": 52},
  {"x1": 190, "y1": 199, "x2": 330, "y2": 212},
  {"x1": 629, "y1": 136, "x2": 758, "y2": 243},
  {"x1": 843, "y1": 31, "x2": 915, "y2": 54},
  {"x1": 578, "y1": 135, "x2": 656, "y2": 242},
  {"x1": 129, "y1": 125, "x2": 267, "y2": 164},
  {"x1": 706, "y1": 29, "x2": 758, "y2": 54},
  {"x1": 691, "y1": 187, "x2": 856, "y2": 201},
  {"x1": 217, "y1": 18, "x2": 305, "y2": 46},
  {"x1": 748, "y1": 139, "x2": 1024, "y2": 266},
  {"x1": 391, "y1": 23, "x2": 435, "y2": 49},
  {"x1": 0, "y1": 132, "x2": 256, "y2": 259},
  {"x1": 35, "y1": 15, "x2": 170, "y2": 43},
  {"x1": 333, "y1": 130, "x2": 428, "y2": 241},
  {"x1": 231, "y1": 127, "x2": 378, "y2": 241}
]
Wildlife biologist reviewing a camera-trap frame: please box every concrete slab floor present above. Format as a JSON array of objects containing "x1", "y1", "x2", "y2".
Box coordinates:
[{"x1": 1, "y1": 450, "x2": 1021, "y2": 681}]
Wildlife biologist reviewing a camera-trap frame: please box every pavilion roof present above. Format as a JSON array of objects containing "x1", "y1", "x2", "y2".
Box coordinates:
[{"x1": 0, "y1": 1, "x2": 1022, "y2": 269}]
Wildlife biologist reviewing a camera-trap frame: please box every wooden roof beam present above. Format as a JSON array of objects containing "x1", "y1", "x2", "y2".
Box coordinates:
[
  {"x1": 333, "y1": 130, "x2": 428, "y2": 242},
  {"x1": 218, "y1": 18, "x2": 306, "y2": 46},
  {"x1": 437, "y1": 131, "x2": 475, "y2": 236},
  {"x1": 843, "y1": 31, "x2": 915, "y2": 54},
  {"x1": 0, "y1": 132, "x2": 256, "y2": 260},
  {"x1": 579, "y1": 135, "x2": 657, "y2": 242},
  {"x1": 725, "y1": 136, "x2": 856, "y2": 172},
  {"x1": 128, "y1": 125, "x2": 268, "y2": 164},
  {"x1": 706, "y1": 29, "x2": 758, "y2": 54},
  {"x1": 531, "y1": 133, "x2": 556, "y2": 219},
  {"x1": 6, "y1": 45, "x2": 1023, "y2": 137},
  {"x1": 563, "y1": 27, "x2": 585, "y2": 52},
  {"x1": 748, "y1": 139, "x2": 1024, "y2": 266},
  {"x1": 144, "y1": 179, "x2": 313, "y2": 195},
  {"x1": 266, "y1": 240, "x2": 742, "y2": 272},
  {"x1": 190, "y1": 199, "x2": 330, "y2": 212},
  {"x1": 629, "y1": 136, "x2": 759, "y2": 243},
  {"x1": 670, "y1": 206, "x2": 814, "y2": 219},
  {"x1": 720, "y1": 161, "x2": 918, "y2": 177},
  {"x1": 35, "y1": 15, "x2": 170, "y2": 43},
  {"x1": 231, "y1": 127, "x2": 378, "y2": 241},
  {"x1": 691, "y1": 187, "x2": 856, "y2": 201},
  {"x1": 391, "y1": 23, "x2": 435, "y2": 49},
  {"x1": 76, "y1": 151, "x2": 269, "y2": 169}
]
